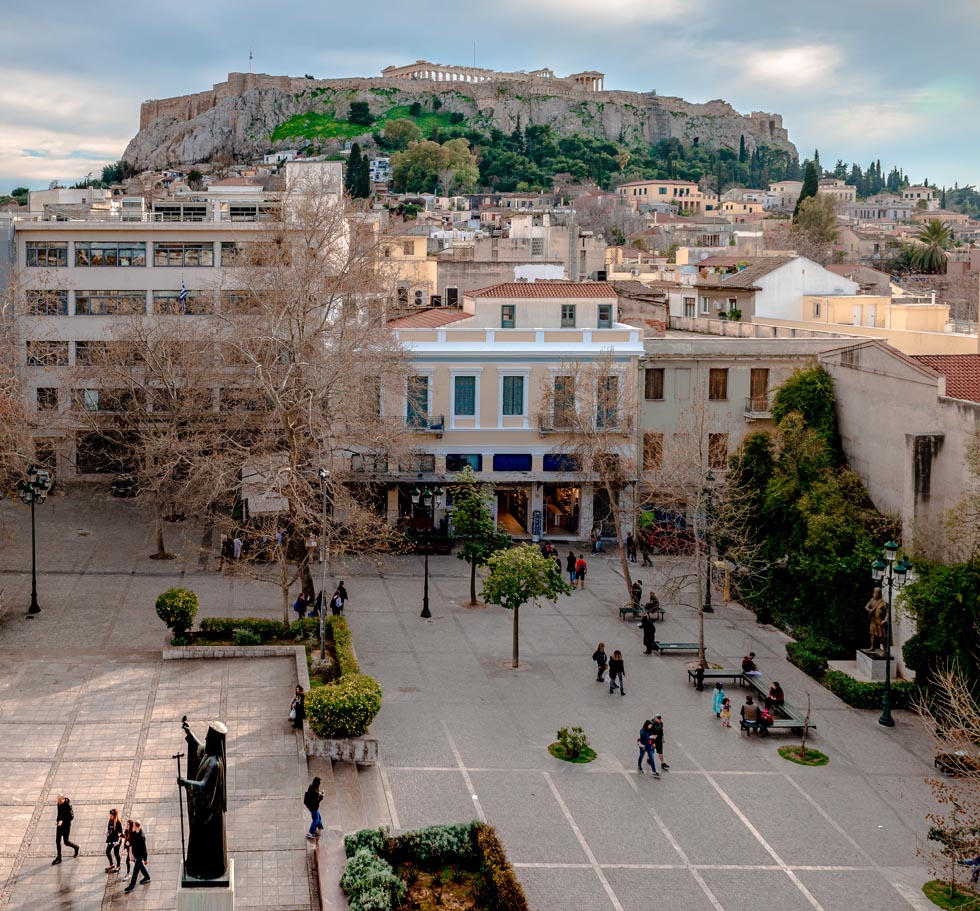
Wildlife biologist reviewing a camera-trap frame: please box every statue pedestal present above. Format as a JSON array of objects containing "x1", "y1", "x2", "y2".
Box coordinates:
[
  {"x1": 177, "y1": 860, "x2": 234, "y2": 911},
  {"x1": 856, "y1": 649, "x2": 890, "y2": 682}
]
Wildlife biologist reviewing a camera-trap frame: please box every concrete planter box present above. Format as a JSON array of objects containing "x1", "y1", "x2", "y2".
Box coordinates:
[{"x1": 305, "y1": 734, "x2": 379, "y2": 764}]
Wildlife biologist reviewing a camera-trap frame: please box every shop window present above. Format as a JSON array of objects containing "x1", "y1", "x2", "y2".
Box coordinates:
[
  {"x1": 446, "y1": 454, "x2": 482, "y2": 472},
  {"x1": 543, "y1": 454, "x2": 581, "y2": 472},
  {"x1": 492, "y1": 454, "x2": 532, "y2": 471}
]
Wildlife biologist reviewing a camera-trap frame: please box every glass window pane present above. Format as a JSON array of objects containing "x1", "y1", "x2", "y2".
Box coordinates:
[{"x1": 453, "y1": 376, "x2": 475, "y2": 416}]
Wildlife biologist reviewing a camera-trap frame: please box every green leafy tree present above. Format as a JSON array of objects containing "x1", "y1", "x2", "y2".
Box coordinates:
[
  {"x1": 10, "y1": 187, "x2": 28, "y2": 199},
  {"x1": 794, "y1": 162, "x2": 819, "y2": 218},
  {"x1": 187, "y1": 169, "x2": 204, "y2": 190},
  {"x1": 451, "y1": 466, "x2": 512, "y2": 604},
  {"x1": 482, "y1": 544, "x2": 571, "y2": 668},
  {"x1": 347, "y1": 101, "x2": 374, "y2": 126},
  {"x1": 391, "y1": 138, "x2": 479, "y2": 194},
  {"x1": 155, "y1": 587, "x2": 199, "y2": 638},
  {"x1": 911, "y1": 219, "x2": 953, "y2": 274},
  {"x1": 409, "y1": 101, "x2": 422, "y2": 117},
  {"x1": 383, "y1": 118, "x2": 423, "y2": 150}
]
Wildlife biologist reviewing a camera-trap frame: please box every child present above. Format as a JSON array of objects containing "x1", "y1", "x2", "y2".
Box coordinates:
[
  {"x1": 720, "y1": 697, "x2": 732, "y2": 728},
  {"x1": 592, "y1": 643, "x2": 608, "y2": 683},
  {"x1": 712, "y1": 682, "x2": 725, "y2": 718}
]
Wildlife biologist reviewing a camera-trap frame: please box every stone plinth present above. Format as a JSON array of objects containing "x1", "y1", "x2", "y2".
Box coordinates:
[
  {"x1": 306, "y1": 735, "x2": 379, "y2": 764},
  {"x1": 177, "y1": 860, "x2": 234, "y2": 911},
  {"x1": 856, "y1": 649, "x2": 890, "y2": 682}
]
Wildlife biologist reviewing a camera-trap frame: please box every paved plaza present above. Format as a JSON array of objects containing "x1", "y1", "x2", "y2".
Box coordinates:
[{"x1": 0, "y1": 488, "x2": 943, "y2": 911}]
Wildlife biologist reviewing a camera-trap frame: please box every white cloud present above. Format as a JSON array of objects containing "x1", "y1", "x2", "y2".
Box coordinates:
[
  {"x1": 498, "y1": 0, "x2": 699, "y2": 24},
  {"x1": 743, "y1": 44, "x2": 841, "y2": 89}
]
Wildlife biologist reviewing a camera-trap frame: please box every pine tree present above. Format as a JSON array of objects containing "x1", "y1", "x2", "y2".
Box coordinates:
[
  {"x1": 739, "y1": 134, "x2": 746, "y2": 163},
  {"x1": 345, "y1": 144, "x2": 362, "y2": 196},
  {"x1": 794, "y1": 161, "x2": 819, "y2": 219}
]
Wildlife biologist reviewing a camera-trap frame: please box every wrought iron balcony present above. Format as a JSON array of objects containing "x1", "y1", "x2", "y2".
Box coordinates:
[{"x1": 744, "y1": 394, "x2": 773, "y2": 420}]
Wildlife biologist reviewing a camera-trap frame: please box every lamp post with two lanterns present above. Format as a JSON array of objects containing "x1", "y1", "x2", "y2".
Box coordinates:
[
  {"x1": 411, "y1": 485, "x2": 444, "y2": 619},
  {"x1": 18, "y1": 466, "x2": 50, "y2": 616},
  {"x1": 871, "y1": 540, "x2": 911, "y2": 728}
]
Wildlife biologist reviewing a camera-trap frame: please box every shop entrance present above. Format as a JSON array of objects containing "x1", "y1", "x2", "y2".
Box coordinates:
[
  {"x1": 543, "y1": 485, "x2": 581, "y2": 535},
  {"x1": 496, "y1": 486, "x2": 529, "y2": 535}
]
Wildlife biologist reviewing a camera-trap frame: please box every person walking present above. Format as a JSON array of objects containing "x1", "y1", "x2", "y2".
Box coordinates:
[
  {"x1": 720, "y1": 697, "x2": 732, "y2": 728},
  {"x1": 335, "y1": 581, "x2": 349, "y2": 612},
  {"x1": 592, "y1": 642, "x2": 608, "y2": 682},
  {"x1": 293, "y1": 592, "x2": 308, "y2": 619},
  {"x1": 566, "y1": 551, "x2": 577, "y2": 587},
  {"x1": 232, "y1": 536, "x2": 243, "y2": 560},
  {"x1": 640, "y1": 536, "x2": 652, "y2": 567},
  {"x1": 608, "y1": 650, "x2": 626, "y2": 696},
  {"x1": 639, "y1": 614, "x2": 658, "y2": 654},
  {"x1": 712, "y1": 682, "x2": 726, "y2": 718},
  {"x1": 650, "y1": 714, "x2": 670, "y2": 770},
  {"x1": 304, "y1": 777, "x2": 324, "y2": 840},
  {"x1": 631, "y1": 579, "x2": 643, "y2": 610},
  {"x1": 290, "y1": 685, "x2": 305, "y2": 730},
  {"x1": 575, "y1": 554, "x2": 588, "y2": 590},
  {"x1": 123, "y1": 820, "x2": 150, "y2": 892},
  {"x1": 637, "y1": 721, "x2": 660, "y2": 777},
  {"x1": 121, "y1": 819, "x2": 134, "y2": 877},
  {"x1": 104, "y1": 808, "x2": 123, "y2": 873},
  {"x1": 625, "y1": 533, "x2": 637, "y2": 563},
  {"x1": 53, "y1": 794, "x2": 79, "y2": 864}
]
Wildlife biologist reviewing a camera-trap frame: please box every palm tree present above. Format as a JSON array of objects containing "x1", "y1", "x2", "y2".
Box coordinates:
[{"x1": 911, "y1": 219, "x2": 953, "y2": 274}]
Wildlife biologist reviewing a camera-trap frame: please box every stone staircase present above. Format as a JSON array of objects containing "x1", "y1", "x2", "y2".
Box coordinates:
[{"x1": 310, "y1": 758, "x2": 395, "y2": 910}]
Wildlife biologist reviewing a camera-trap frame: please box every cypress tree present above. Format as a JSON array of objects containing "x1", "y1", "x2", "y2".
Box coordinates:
[
  {"x1": 941, "y1": 186, "x2": 947, "y2": 209},
  {"x1": 345, "y1": 144, "x2": 362, "y2": 195},
  {"x1": 739, "y1": 134, "x2": 746, "y2": 163},
  {"x1": 794, "y1": 161, "x2": 819, "y2": 219},
  {"x1": 357, "y1": 155, "x2": 371, "y2": 198}
]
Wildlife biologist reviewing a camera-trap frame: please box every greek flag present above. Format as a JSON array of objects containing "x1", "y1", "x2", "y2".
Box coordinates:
[{"x1": 179, "y1": 280, "x2": 187, "y2": 313}]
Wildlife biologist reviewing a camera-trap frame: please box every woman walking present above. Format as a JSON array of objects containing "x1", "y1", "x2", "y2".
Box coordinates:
[
  {"x1": 608, "y1": 650, "x2": 626, "y2": 696},
  {"x1": 566, "y1": 551, "x2": 577, "y2": 587},
  {"x1": 290, "y1": 685, "x2": 305, "y2": 730},
  {"x1": 712, "y1": 683, "x2": 726, "y2": 718},
  {"x1": 121, "y1": 819, "x2": 134, "y2": 876},
  {"x1": 104, "y1": 808, "x2": 123, "y2": 872},
  {"x1": 592, "y1": 642, "x2": 608, "y2": 682},
  {"x1": 304, "y1": 777, "x2": 324, "y2": 840}
]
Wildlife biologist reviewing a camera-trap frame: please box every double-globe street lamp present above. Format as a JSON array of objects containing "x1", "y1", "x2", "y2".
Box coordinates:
[
  {"x1": 18, "y1": 466, "x2": 50, "y2": 616},
  {"x1": 871, "y1": 540, "x2": 912, "y2": 728},
  {"x1": 411, "y1": 485, "x2": 444, "y2": 619},
  {"x1": 702, "y1": 470, "x2": 715, "y2": 614},
  {"x1": 318, "y1": 468, "x2": 330, "y2": 662}
]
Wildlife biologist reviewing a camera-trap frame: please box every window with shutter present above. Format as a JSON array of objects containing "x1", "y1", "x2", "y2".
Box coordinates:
[
  {"x1": 644, "y1": 368, "x2": 664, "y2": 400},
  {"x1": 454, "y1": 376, "x2": 476, "y2": 416},
  {"x1": 708, "y1": 368, "x2": 728, "y2": 401},
  {"x1": 502, "y1": 375, "x2": 524, "y2": 416}
]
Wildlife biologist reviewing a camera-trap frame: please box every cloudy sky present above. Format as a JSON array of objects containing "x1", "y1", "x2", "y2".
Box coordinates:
[{"x1": 2, "y1": 0, "x2": 975, "y2": 192}]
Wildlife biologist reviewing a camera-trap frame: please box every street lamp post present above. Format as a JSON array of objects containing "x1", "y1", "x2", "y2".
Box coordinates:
[
  {"x1": 18, "y1": 466, "x2": 50, "y2": 616},
  {"x1": 318, "y1": 468, "x2": 329, "y2": 662},
  {"x1": 411, "y1": 485, "x2": 444, "y2": 619},
  {"x1": 871, "y1": 540, "x2": 910, "y2": 728},
  {"x1": 702, "y1": 471, "x2": 715, "y2": 614}
]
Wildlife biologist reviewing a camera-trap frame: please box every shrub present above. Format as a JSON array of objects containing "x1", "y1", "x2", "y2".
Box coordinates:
[
  {"x1": 393, "y1": 823, "x2": 475, "y2": 871},
  {"x1": 305, "y1": 673, "x2": 383, "y2": 738},
  {"x1": 344, "y1": 828, "x2": 387, "y2": 859},
  {"x1": 786, "y1": 642, "x2": 829, "y2": 679},
  {"x1": 155, "y1": 588, "x2": 199, "y2": 637},
  {"x1": 823, "y1": 669, "x2": 921, "y2": 710},
  {"x1": 474, "y1": 823, "x2": 529, "y2": 911},
  {"x1": 556, "y1": 726, "x2": 589, "y2": 759},
  {"x1": 340, "y1": 849, "x2": 405, "y2": 911},
  {"x1": 233, "y1": 628, "x2": 262, "y2": 646},
  {"x1": 198, "y1": 617, "x2": 288, "y2": 641}
]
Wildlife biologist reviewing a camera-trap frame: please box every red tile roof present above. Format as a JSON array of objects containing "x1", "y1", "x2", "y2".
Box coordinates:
[
  {"x1": 911, "y1": 354, "x2": 980, "y2": 403},
  {"x1": 388, "y1": 309, "x2": 472, "y2": 328},
  {"x1": 466, "y1": 281, "x2": 617, "y2": 299}
]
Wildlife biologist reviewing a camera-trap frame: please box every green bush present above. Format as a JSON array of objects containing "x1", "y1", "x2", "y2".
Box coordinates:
[
  {"x1": 556, "y1": 726, "x2": 590, "y2": 759},
  {"x1": 340, "y1": 848, "x2": 405, "y2": 911},
  {"x1": 474, "y1": 822, "x2": 529, "y2": 911},
  {"x1": 785, "y1": 642, "x2": 829, "y2": 678},
  {"x1": 305, "y1": 673, "x2": 383, "y2": 738},
  {"x1": 344, "y1": 828, "x2": 387, "y2": 859},
  {"x1": 393, "y1": 823, "x2": 475, "y2": 871},
  {"x1": 823, "y1": 669, "x2": 921, "y2": 710},
  {"x1": 155, "y1": 588, "x2": 199, "y2": 637},
  {"x1": 198, "y1": 617, "x2": 289, "y2": 641},
  {"x1": 233, "y1": 628, "x2": 262, "y2": 646}
]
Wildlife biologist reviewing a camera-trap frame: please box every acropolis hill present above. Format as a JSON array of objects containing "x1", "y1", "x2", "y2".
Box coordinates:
[{"x1": 123, "y1": 61, "x2": 796, "y2": 171}]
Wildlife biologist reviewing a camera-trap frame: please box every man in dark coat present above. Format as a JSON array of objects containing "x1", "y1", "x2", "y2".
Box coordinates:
[
  {"x1": 631, "y1": 580, "x2": 643, "y2": 609},
  {"x1": 650, "y1": 714, "x2": 670, "y2": 769},
  {"x1": 123, "y1": 820, "x2": 150, "y2": 892},
  {"x1": 639, "y1": 615, "x2": 658, "y2": 654},
  {"x1": 53, "y1": 794, "x2": 78, "y2": 864}
]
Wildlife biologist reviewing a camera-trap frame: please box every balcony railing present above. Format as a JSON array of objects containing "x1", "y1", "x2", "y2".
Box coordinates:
[
  {"x1": 406, "y1": 414, "x2": 445, "y2": 436},
  {"x1": 744, "y1": 395, "x2": 773, "y2": 420},
  {"x1": 537, "y1": 412, "x2": 632, "y2": 435}
]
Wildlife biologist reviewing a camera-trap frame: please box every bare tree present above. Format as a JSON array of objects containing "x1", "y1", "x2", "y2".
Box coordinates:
[{"x1": 0, "y1": 275, "x2": 35, "y2": 489}]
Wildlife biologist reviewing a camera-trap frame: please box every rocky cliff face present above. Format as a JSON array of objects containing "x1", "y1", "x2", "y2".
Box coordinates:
[{"x1": 123, "y1": 73, "x2": 796, "y2": 171}]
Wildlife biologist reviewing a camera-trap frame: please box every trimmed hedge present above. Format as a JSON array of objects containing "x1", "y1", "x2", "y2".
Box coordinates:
[
  {"x1": 305, "y1": 673, "x2": 382, "y2": 738},
  {"x1": 341, "y1": 822, "x2": 528, "y2": 911},
  {"x1": 823, "y1": 670, "x2": 921, "y2": 710},
  {"x1": 786, "y1": 642, "x2": 829, "y2": 679},
  {"x1": 197, "y1": 617, "x2": 291, "y2": 641}
]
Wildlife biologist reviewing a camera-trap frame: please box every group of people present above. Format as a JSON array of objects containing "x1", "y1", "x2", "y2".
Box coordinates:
[
  {"x1": 708, "y1": 674, "x2": 786, "y2": 734},
  {"x1": 623, "y1": 532, "x2": 653, "y2": 566},
  {"x1": 566, "y1": 551, "x2": 589, "y2": 589},
  {"x1": 293, "y1": 581, "x2": 349, "y2": 619},
  {"x1": 637, "y1": 716, "x2": 670, "y2": 777},
  {"x1": 52, "y1": 796, "x2": 150, "y2": 894},
  {"x1": 592, "y1": 643, "x2": 628, "y2": 694}
]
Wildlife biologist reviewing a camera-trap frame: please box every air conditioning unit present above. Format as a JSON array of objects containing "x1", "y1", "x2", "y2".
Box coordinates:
[{"x1": 414, "y1": 290, "x2": 424, "y2": 307}]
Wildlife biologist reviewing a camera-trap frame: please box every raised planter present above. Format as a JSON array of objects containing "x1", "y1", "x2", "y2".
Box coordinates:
[{"x1": 306, "y1": 735, "x2": 379, "y2": 764}]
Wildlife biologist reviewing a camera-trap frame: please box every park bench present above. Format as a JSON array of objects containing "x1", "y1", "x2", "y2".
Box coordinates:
[
  {"x1": 687, "y1": 667, "x2": 745, "y2": 687},
  {"x1": 737, "y1": 673, "x2": 816, "y2": 735},
  {"x1": 656, "y1": 642, "x2": 699, "y2": 654},
  {"x1": 619, "y1": 604, "x2": 666, "y2": 622}
]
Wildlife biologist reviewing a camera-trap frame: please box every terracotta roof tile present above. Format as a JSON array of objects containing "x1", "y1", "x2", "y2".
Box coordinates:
[
  {"x1": 465, "y1": 281, "x2": 616, "y2": 299},
  {"x1": 388, "y1": 309, "x2": 472, "y2": 328},
  {"x1": 911, "y1": 354, "x2": 980, "y2": 403}
]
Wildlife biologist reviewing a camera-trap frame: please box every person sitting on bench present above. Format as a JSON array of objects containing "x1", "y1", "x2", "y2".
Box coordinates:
[
  {"x1": 644, "y1": 592, "x2": 660, "y2": 615},
  {"x1": 765, "y1": 682, "x2": 785, "y2": 712},
  {"x1": 740, "y1": 696, "x2": 763, "y2": 733},
  {"x1": 741, "y1": 653, "x2": 762, "y2": 677}
]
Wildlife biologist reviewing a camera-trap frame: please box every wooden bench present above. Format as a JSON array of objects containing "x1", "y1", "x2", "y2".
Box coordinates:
[
  {"x1": 619, "y1": 604, "x2": 665, "y2": 622},
  {"x1": 687, "y1": 667, "x2": 744, "y2": 687},
  {"x1": 656, "y1": 642, "x2": 698, "y2": 654}
]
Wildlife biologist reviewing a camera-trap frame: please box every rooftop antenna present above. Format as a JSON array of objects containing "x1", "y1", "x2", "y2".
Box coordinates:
[{"x1": 249, "y1": 49, "x2": 253, "y2": 74}]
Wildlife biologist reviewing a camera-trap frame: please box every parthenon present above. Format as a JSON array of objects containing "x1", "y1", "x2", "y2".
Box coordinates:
[{"x1": 380, "y1": 61, "x2": 605, "y2": 91}]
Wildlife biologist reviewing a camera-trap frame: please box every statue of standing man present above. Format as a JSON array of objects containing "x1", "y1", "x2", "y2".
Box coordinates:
[
  {"x1": 177, "y1": 720, "x2": 228, "y2": 883},
  {"x1": 865, "y1": 587, "x2": 888, "y2": 654}
]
